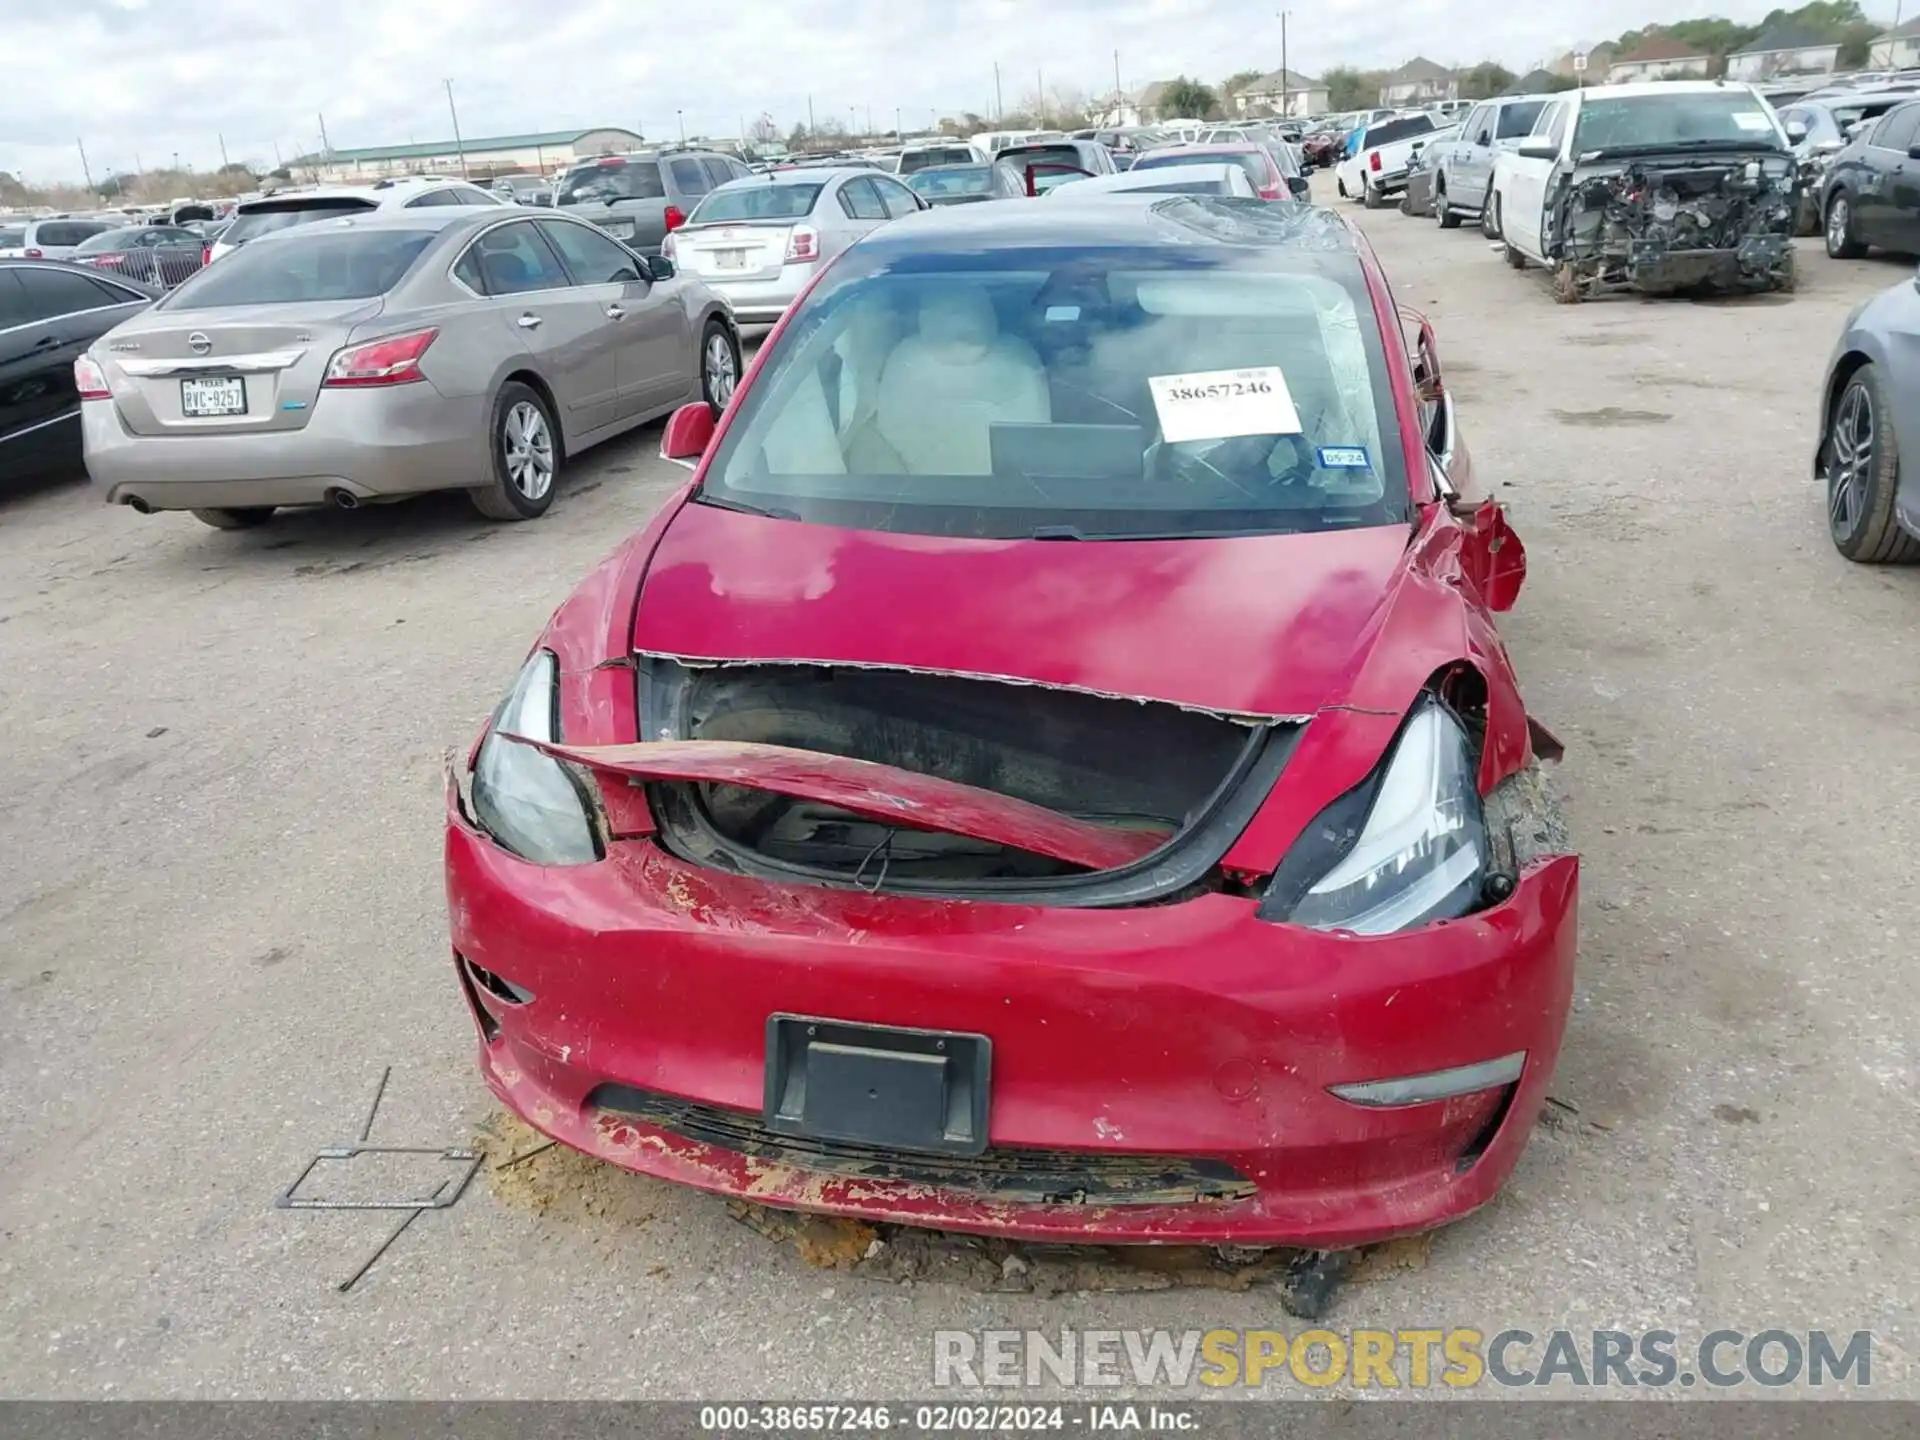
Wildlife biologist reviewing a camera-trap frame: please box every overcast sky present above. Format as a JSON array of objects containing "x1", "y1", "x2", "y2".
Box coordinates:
[{"x1": 8, "y1": 0, "x2": 1857, "y2": 184}]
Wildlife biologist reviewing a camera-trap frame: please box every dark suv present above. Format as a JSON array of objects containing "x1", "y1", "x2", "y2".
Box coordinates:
[{"x1": 555, "y1": 148, "x2": 755, "y2": 255}]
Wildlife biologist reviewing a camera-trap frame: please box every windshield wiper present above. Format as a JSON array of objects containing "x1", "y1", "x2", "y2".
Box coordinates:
[
  {"x1": 697, "y1": 495, "x2": 803, "y2": 521},
  {"x1": 1032, "y1": 523, "x2": 1281, "y2": 541}
]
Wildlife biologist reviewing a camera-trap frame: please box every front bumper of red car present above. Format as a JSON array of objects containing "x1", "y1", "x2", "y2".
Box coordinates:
[{"x1": 446, "y1": 797, "x2": 1577, "y2": 1250}]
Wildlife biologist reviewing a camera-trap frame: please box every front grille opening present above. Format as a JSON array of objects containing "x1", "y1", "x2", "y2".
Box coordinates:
[
  {"x1": 639, "y1": 660, "x2": 1287, "y2": 905},
  {"x1": 1454, "y1": 1084, "x2": 1518, "y2": 1174},
  {"x1": 463, "y1": 955, "x2": 534, "y2": 1006},
  {"x1": 592, "y1": 1084, "x2": 1257, "y2": 1206},
  {"x1": 453, "y1": 951, "x2": 501, "y2": 1042}
]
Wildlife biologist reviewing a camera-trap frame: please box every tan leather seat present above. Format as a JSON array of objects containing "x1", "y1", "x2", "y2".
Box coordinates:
[{"x1": 867, "y1": 289, "x2": 1050, "y2": 475}]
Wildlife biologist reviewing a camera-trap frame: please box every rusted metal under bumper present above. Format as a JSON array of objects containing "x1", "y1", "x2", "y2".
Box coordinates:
[
  {"x1": 1581, "y1": 234, "x2": 1793, "y2": 294},
  {"x1": 447, "y1": 794, "x2": 1580, "y2": 1249}
]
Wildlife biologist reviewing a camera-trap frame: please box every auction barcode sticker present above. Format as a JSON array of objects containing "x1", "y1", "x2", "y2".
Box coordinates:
[{"x1": 1148, "y1": 366, "x2": 1303, "y2": 444}]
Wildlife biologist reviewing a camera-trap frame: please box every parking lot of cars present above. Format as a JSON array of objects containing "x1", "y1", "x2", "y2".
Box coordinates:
[{"x1": 5, "y1": 95, "x2": 1920, "y2": 1397}]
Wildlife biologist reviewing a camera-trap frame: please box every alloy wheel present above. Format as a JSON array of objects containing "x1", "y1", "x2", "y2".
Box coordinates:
[
  {"x1": 502, "y1": 400, "x2": 554, "y2": 502},
  {"x1": 705, "y1": 332, "x2": 738, "y2": 407},
  {"x1": 1828, "y1": 381, "x2": 1873, "y2": 537},
  {"x1": 1827, "y1": 197, "x2": 1849, "y2": 253}
]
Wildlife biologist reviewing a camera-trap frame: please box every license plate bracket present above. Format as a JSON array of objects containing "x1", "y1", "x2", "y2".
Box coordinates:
[
  {"x1": 715, "y1": 248, "x2": 749, "y2": 269},
  {"x1": 765, "y1": 1015, "x2": 991, "y2": 1157},
  {"x1": 181, "y1": 376, "x2": 246, "y2": 417}
]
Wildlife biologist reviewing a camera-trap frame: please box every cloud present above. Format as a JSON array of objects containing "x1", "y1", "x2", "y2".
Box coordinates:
[{"x1": 6, "y1": 0, "x2": 1802, "y2": 184}]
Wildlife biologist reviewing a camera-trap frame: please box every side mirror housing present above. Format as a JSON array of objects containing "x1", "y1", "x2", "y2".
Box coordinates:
[
  {"x1": 645, "y1": 255, "x2": 676, "y2": 281},
  {"x1": 1476, "y1": 131, "x2": 1492, "y2": 147},
  {"x1": 1287, "y1": 174, "x2": 1310, "y2": 199},
  {"x1": 1908, "y1": 143, "x2": 1920, "y2": 161},
  {"x1": 1516, "y1": 139, "x2": 1559, "y2": 161},
  {"x1": 1785, "y1": 119, "x2": 1810, "y2": 143},
  {"x1": 660, "y1": 402, "x2": 715, "y2": 467}
]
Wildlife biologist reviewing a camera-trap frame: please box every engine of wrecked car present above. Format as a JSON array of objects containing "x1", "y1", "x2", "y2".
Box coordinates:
[{"x1": 1544, "y1": 150, "x2": 1798, "y2": 275}]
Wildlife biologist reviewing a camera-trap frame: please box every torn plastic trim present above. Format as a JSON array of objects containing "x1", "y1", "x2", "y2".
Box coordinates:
[
  {"x1": 508, "y1": 737, "x2": 1168, "y2": 874},
  {"x1": 633, "y1": 649, "x2": 1311, "y2": 728}
]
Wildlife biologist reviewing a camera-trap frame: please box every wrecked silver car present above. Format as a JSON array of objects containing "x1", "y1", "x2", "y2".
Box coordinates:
[{"x1": 1492, "y1": 84, "x2": 1800, "y2": 302}]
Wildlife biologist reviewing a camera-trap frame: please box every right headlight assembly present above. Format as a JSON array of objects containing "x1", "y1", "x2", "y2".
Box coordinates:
[
  {"x1": 469, "y1": 650, "x2": 602, "y2": 866},
  {"x1": 1257, "y1": 697, "x2": 1488, "y2": 935}
]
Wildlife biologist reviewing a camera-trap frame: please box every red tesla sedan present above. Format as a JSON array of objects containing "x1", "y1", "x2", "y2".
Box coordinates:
[{"x1": 445, "y1": 198, "x2": 1577, "y2": 1251}]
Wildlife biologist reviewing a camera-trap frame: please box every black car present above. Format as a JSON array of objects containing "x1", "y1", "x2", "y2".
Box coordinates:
[
  {"x1": 1820, "y1": 98, "x2": 1920, "y2": 258},
  {"x1": 71, "y1": 225, "x2": 207, "y2": 288},
  {"x1": 0, "y1": 258, "x2": 154, "y2": 488},
  {"x1": 905, "y1": 163, "x2": 1028, "y2": 205}
]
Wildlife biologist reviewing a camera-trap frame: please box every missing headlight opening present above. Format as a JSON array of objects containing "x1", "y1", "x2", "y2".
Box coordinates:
[
  {"x1": 634, "y1": 658, "x2": 1296, "y2": 905},
  {"x1": 1549, "y1": 156, "x2": 1798, "y2": 301}
]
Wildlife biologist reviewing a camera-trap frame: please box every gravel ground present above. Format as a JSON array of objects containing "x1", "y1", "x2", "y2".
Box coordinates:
[{"x1": 2, "y1": 178, "x2": 1916, "y2": 1399}]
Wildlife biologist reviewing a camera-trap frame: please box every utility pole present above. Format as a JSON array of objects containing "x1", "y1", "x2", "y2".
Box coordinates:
[
  {"x1": 677, "y1": 109, "x2": 686, "y2": 144},
  {"x1": 1280, "y1": 11, "x2": 1289, "y2": 116},
  {"x1": 273, "y1": 139, "x2": 283, "y2": 167},
  {"x1": 994, "y1": 62, "x2": 1003, "y2": 121},
  {"x1": 218, "y1": 133, "x2": 229, "y2": 169},
  {"x1": 317, "y1": 112, "x2": 332, "y2": 157},
  {"x1": 444, "y1": 80, "x2": 468, "y2": 177},
  {"x1": 1114, "y1": 50, "x2": 1122, "y2": 118},
  {"x1": 76, "y1": 138, "x2": 95, "y2": 193},
  {"x1": 895, "y1": 106, "x2": 902, "y2": 136},
  {"x1": 808, "y1": 94, "x2": 816, "y2": 139},
  {"x1": 1037, "y1": 68, "x2": 1045, "y2": 122},
  {"x1": 866, "y1": 104, "x2": 873, "y2": 135}
]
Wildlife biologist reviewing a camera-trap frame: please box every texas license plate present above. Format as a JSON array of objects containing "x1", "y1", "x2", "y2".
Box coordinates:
[
  {"x1": 180, "y1": 376, "x2": 246, "y2": 417},
  {"x1": 714, "y1": 249, "x2": 749, "y2": 269}
]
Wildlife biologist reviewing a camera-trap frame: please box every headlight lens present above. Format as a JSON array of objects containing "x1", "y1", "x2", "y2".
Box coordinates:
[
  {"x1": 469, "y1": 651, "x2": 601, "y2": 865},
  {"x1": 1271, "y1": 700, "x2": 1487, "y2": 935}
]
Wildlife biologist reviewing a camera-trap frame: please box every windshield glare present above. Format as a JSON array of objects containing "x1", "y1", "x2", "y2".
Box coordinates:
[
  {"x1": 910, "y1": 168, "x2": 995, "y2": 197},
  {"x1": 1575, "y1": 94, "x2": 1785, "y2": 151},
  {"x1": 163, "y1": 229, "x2": 437, "y2": 307},
  {"x1": 692, "y1": 183, "x2": 822, "y2": 223},
  {"x1": 699, "y1": 242, "x2": 1404, "y2": 541},
  {"x1": 557, "y1": 160, "x2": 665, "y2": 204},
  {"x1": 224, "y1": 200, "x2": 377, "y2": 245}
]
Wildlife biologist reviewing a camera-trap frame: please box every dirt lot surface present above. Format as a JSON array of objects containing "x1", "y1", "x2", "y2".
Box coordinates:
[{"x1": 2, "y1": 180, "x2": 1916, "y2": 1398}]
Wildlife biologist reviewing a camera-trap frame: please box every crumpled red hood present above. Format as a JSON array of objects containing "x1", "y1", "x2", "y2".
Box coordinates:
[{"x1": 632, "y1": 503, "x2": 1415, "y2": 719}]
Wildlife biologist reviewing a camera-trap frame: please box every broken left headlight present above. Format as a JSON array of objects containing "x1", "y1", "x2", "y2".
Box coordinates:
[
  {"x1": 469, "y1": 650, "x2": 602, "y2": 865},
  {"x1": 1259, "y1": 698, "x2": 1486, "y2": 935}
]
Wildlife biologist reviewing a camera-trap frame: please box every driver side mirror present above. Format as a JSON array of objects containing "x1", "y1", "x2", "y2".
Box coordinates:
[
  {"x1": 645, "y1": 255, "x2": 676, "y2": 281},
  {"x1": 660, "y1": 402, "x2": 714, "y2": 467},
  {"x1": 1785, "y1": 118, "x2": 1810, "y2": 143},
  {"x1": 1516, "y1": 139, "x2": 1559, "y2": 161},
  {"x1": 1287, "y1": 175, "x2": 1310, "y2": 199}
]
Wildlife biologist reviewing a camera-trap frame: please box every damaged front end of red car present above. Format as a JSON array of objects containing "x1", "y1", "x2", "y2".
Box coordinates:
[{"x1": 443, "y1": 513, "x2": 1578, "y2": 1253}]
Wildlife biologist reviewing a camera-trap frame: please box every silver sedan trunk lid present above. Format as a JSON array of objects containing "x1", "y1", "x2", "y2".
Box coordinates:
[{"x1": 98, "y1": 299, "x2": 381, "y2": 437}]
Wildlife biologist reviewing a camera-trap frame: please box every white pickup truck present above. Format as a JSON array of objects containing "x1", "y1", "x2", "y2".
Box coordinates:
[
  {"x1": 1334, "y1": 112, "x2": 1441, "y2": 208},
  {"x1": 1486, "y1": 80, "x2": 1799, "y2": 300}
]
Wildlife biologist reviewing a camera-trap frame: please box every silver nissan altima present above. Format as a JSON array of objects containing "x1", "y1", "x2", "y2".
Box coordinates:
[{"x1": 80, "y1": 208, "x2": 740, "y2": 528}]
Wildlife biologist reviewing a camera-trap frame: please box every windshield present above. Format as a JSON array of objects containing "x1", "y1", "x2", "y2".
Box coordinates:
[
  {"x1": 556, "y1": 159, "x2": 665, "y2": 205},
  {"x1": 1497, "y1": 102, "x2": 1545, "y2": 139},
  {"x1": 1136, "y1": 149, "x2": 1271, "y2": 189},
  {"x1": 899, "y1": 147, "x2": 978, "y2": 174},
  {"x1": 1574, "y1": 93, "x2": 1785, "y2": 152},
  {"x1": 698, "y1": 229, "x2": 1405, "y2": 541},
  {"x1": 163, "y1": 228, "x2": 437, "y2": 307},
  {"x1": 1363, "y1": 115, "x2": 1436, "y2": 148},
  {"x1": 690, "y1": 183, "x2": 822, "y2": 223},
  {"x1": 909, "y1": 167, "x2": 995, "y2": 197},
  {"x1": 224, "y1": 199, "x2": 377, "y2": 246}
]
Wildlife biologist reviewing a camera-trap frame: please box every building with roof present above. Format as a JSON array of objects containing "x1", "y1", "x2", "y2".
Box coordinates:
[
  {"x1": 1725, "y1": 22, "x2": 1841, "y2": 80},
  {"x1": 1091, "y1": 80, "x2": 1173, "y2": 128},
  {"x1": 1606, "y1": 36, "x2": 1713, "y2": 83},
  {"x1": 1232, "y1": 68, "x2": 1329, "y2": 117},
  {"x1": 1869, "y1": 16, "x2": 1920, "y2": 68},
  {"x1": 294, "y1": 127, "x2": 646, "y2": 184},
  {"x1": 1379, "y1": 57, "x2": 1457, "y2": 106}
]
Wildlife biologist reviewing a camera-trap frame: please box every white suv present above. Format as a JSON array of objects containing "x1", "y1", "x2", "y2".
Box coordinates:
[{"x1": 209, "y1": 177, "x2": 503, "y2": 262}]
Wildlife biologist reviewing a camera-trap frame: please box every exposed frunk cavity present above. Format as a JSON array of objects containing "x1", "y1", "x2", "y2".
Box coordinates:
[{"x1": 637, "y1": 658, "x2": 1295, "y2": 905}]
